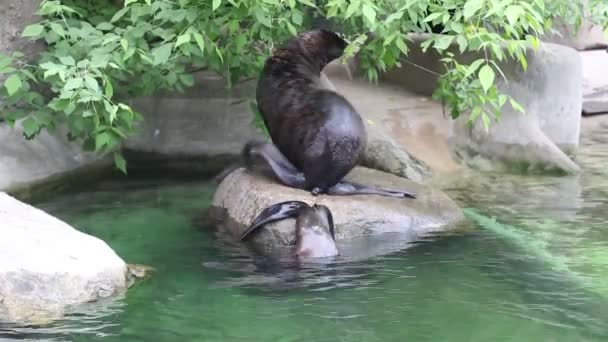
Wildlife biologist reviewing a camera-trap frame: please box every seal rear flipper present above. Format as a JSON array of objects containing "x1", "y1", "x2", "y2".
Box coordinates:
[
  {"x1": 242, "y1": 141, "x2": 307, "y2": 189},
  {"x1": 240, "y1": 201, "x2": 310, "y2": 240},
  {"x1": 327, "y1": 181, "x2": 416, "y2": 199}
]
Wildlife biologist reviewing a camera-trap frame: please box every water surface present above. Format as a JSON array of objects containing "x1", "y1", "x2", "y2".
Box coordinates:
[{"x1": 3, "y1": 122, "x2": 608, "y2": 341}]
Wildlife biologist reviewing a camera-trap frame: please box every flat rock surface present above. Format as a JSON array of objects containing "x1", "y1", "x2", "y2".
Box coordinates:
[
  {"x1": 0, "y1": 192, "x2": 128, "y2": 324},
  {"x1": 210, "y1": 167, "x2": 465, "y2": 254}
]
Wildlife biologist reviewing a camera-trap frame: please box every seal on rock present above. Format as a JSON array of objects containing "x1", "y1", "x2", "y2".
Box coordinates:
[
  {"x1": 240, "y1": 201, "x2": 339, "y2": 259},
  {"x1": 246, "y1": 29, "x2": 416, "y2": 199}
]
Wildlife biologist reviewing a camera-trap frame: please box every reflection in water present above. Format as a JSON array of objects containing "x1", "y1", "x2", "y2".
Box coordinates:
[{"x1": 2, "y1": 120, "x2": 608, "y2": 341}]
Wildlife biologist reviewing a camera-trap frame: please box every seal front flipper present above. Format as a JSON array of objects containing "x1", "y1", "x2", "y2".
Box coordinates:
[
  {"x1": 326, "y1": 181, "x2": 416, "y2": 199},
  {"x1": 240, "y1": 200, "x2": 310, "y2": 240},
  {"x1": 243, "y1": 141, "x2": 307, "y2": 189}
]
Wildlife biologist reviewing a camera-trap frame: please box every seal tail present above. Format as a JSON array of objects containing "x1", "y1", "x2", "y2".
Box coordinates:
[{"x1": 240, "y1": 201, "x2": 310, "y2": 240}]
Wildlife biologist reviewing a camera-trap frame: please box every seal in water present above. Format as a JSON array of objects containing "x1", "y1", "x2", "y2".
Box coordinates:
[
  {"x1": 240, "y1": 201, "x2": 339, "y2": 258},
  {"x1": 245, "y1": 29, "x2": 416, "y2": 199}
]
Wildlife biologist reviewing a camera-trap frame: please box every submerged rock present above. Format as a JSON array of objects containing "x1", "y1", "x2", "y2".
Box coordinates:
[
  {"x1": 0, "y1": 192, "x2": 128, "y2": 324},
  {"x1": 209, "y1": 167, "x2": 465, "y2": 254}
]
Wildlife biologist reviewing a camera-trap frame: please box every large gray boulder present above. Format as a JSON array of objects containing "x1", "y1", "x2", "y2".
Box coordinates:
[
  {"x1": 209, "y1": 167, "x2": 465, "y2": 255},
  {"x1": 381, "y1": 34, "x2": 582, "y2": 174},
  {"x1": 0, "y1": 192, "x2": 129, "y2": 324},
  {"x1": 0, "y1": 124, "x2": 108, "y2": 193}
]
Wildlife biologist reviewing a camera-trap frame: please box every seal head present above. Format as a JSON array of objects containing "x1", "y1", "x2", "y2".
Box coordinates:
[{"x1": 240, "y1": 201, "x2": 339, "y2": 259}]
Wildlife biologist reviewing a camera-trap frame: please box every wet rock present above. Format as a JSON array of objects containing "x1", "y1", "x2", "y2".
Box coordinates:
[
  {"x1": 209, "y1": 167, "x2": 465, "y2": 254},
  {"x1": 361, "y1": 125, "x2": 430, "y2": 183},
  {"x1": 0, "y1": 192, "x2": 128, "y2": 324},
  {"x1": 0, "y1": 124, "x2": 109, "y2": 193}
]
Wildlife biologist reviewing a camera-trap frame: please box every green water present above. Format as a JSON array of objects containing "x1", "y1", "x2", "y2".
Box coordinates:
[{"x1": 3, "y1": 123, "x2": 608, "y2": 341}]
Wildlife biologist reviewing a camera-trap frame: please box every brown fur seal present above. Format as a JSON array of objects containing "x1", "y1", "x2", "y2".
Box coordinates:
[
  {"x1": 245, "y1": 29, "x2": 416, "y2": 199},
  {"x1": 240, "y1": 201, "x2": 338, "y2": 259}
]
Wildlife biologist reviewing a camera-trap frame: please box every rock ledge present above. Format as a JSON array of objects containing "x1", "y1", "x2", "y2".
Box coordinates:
[{"x1": 210, "y1": 167, "x2": 465, "y2": 253}]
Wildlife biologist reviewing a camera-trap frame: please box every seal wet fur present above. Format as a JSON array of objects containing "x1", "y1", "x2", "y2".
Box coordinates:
[
  {"x1": 240, "y1": 201, "x2": 338, "y2": 259},
  {"x1": 246, "y1": 29, "x2": 415, "y2": 198}
]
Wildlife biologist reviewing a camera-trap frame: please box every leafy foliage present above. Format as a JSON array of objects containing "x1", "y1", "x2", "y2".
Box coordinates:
[{"x1": 0, "y1": 0, "x2": 606, "y2": 171}]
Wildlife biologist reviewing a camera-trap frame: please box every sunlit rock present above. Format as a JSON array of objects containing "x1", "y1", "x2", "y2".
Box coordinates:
[{"x1": 0, "y1": 192, "x2": 128, "y2": 324}]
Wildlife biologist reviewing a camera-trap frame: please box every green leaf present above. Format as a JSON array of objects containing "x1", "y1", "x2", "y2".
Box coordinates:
[
  {"x1": 180, "y1": 74, "x2": 194, "y2": 87},
  {"x1": 215, "y1": 45, "x2": 224, "y2": 64},
  {"x1": 84, "y1": 76, "x2": 98, "y2": 91},
  {"x1": 481, "y1": 112, "x2": 490, "y2": 131},
  {"x1": 345, "y1": 0, "x2": 359, "y2": 19},
  {"x1": 111, "y1": 7, "x2": 129, "y2": 23},
  {"x1": 59, "y1": 56, "x2": 75, "y2": 66},
  {"x1": 285, "y1": 21, "x2": 297, "y2": 36},
  {"x1": 64, "y1": 77, "x2": 83, "y2": 90},
  {"x1": 104, "y1": 77, "x2": 114, "y2": 98},
  {"x1": 175, "y1": 33, "x2": 191, "y2": 47},
  {"x1": 0, "y1": 66, "x2": 16, "y2": 74},
  {"x1": 478, "y1": 64, "x2": 495, "y2": 93},
  {"x1": 109, "y1": 106, "x2": 118, "y2": 124},
  {"x1": 21, "y1": 24, "x2": 44, "y2": 38},
  {"x1": 49, "y1": 23, "x2": 66, "y2": 37},
  {"x1": 423, "y1": 12, "x2": 443, "y2": 23},
  {"x1": 96, "y1": 132, "x2": 111, "y2": 150},
  {"x1": 498, "y1": 94, "x2": 508, "y2": 107},
  {"x1": 463, "y1": 0, "x2": 484, "y2": 20},
  {"x1": 114, "y1": 152, "x2": 127, "y2": 174},
  {"x1": 152, "y1": 43, "x2": 173, "y2": 65},
  {"x1": 362, "y1": 4, "x2": 376, "y2": 24},
  {"x1": 125, "y1": 0, "x2": 138, "y2": 6},
  {"x1": 22, "y1": 117, "x2": 39, "y2": 138},
  {"x1": 395, "y1": 36, "x2": 408, "y2": 54},
  {"x1": 510, "y1": 98, "x2": 525, "y2": 113},
  {"x1": 192, "y1": 33, "x2": 205, "y2": 55},
  {"x1": 385, "y1": 11, "x2": 403, "y2": 25},
  {"x1": 456, "y1": 35, "x2": 468, "y2": 53},
  {"x1": 4, "y1": 74, "x2": 22, "y2": 95},
  {"x1": 433, "y1": 35, "x2": 455, "y2": 51},
  {"x1": 212, "y1": 0, "x2": 221, "y2": 11},
  {"x1": 465, "y1": 59, "x2": 485, "y2": 78},
  {"x1": 504, "y1": 5, "x2": 523, "y2": 26},
  {"x1": 120, "y1": 38, "x2": 129, "y2": 52},
  {"x1": 292, "y1": 10, "x2": 303, "y2": 26},
  {"x1": 518, "y1": 54, "x2": 528, "y2": 71},
  {"x1": 526, "y1": 35, "x2": 539, "y2": 50},
  {"x1": 254, "y1": 8, "x2": 272, "y2": 28},
  {"x1": 96, "y1": 22, "x2": 114, "y2": 31},
  {"x1": 0, "y1": 55, "x2": 12, "y2": 70}
]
